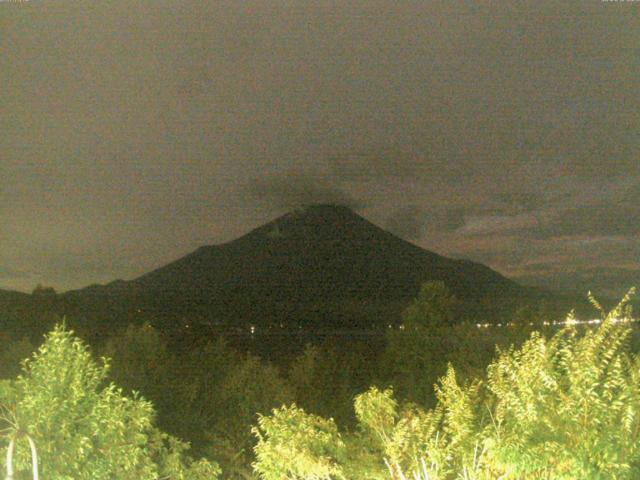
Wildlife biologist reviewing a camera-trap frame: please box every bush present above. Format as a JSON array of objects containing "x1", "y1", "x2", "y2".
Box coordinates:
[
  {"x1": 253, "y1": 404, "x2": 346, "y2": 480},
  {"x1": 0, "y1": 324, "x2": 219, "y2": 479},
  {"x1": 254, "y1": 289, "x2": 640, "y2": 479}
]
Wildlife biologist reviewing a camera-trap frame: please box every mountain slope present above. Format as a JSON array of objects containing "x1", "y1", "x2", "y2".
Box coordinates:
[
  {"x1": 64, "y1": 204, "x2": 529, "y2": 329},
  {"x1": 138, "y1": 204, "x2": 518, "y2": 299}
]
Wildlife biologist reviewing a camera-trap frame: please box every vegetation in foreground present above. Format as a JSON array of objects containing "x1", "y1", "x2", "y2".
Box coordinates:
[
  {"x1": 0, "y1": 324, "x2": 220, "y2": 479},
  {"x1": 254, "y1": 289, "x2": 640, "y2": 479},
  {"x1": 0, "y1": 285, "x2": 637, "y2": 478}
]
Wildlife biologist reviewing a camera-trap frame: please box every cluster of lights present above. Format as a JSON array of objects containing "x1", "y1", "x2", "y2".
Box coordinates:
[
  {"x1": 476, "y1": 322, "x2": 523, "y2": 328},
  {"x1": 475, "y1": 317, "x2": 636, "y2": 329},
  {"x1": 194, "y1": 318, "x2": 637, "y2": 335}
]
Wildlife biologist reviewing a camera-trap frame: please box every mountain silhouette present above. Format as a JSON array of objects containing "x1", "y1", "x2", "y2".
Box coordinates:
[{"x1": 64, "y1": 204, "x2": 528, "y2": 330}]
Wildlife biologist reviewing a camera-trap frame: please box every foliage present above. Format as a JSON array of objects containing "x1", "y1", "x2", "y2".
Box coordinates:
[
  {"x1": 403, "y1": 282, "x2": 457, "y2": 329},
  {"x1": 209, "y1": 354, "x2": 294, "y2": 478},
  {"x1": 396, "y1": 288, "x2": 640, "y2": 479},
  {"x1": 383, "y1": 291, "x2": 532, "y2": 409},
  {"x1": 2, "y1": 285, "x2": 638, "y2": 479},
  {"x1": 0, "y1": 324, "x2": 219, "y2": 479},
  {"x1": 253, "y1": 386, "x2": 452, "y2": 479},
  {"x1": 0, "y1": 336, "x2": 35, "y2": 379},
  {"x1": 103, "y1": 323, "x2": 174, "y2": 408},
  {"x1": 289, "y1": 342, "x2": 377, "y2": 426},
  {"x1": 252, "y1": 404, "x2": 346, "y2": 480},
  {"x1": 382, "y1": 282, "x2": 459, "y2": 406},
  {"x1": 483, "y1": 288, "x2": 640, "y2": 478},
  {"x1": 352, "y1": 387, "x2": 442, "y2": 479},
  {"x1": 31, "y1": 284, "x2": 57, "y2": 297},
  {"x1": 105, "y1": 324, "x2": 293, "y2": 478},
  {"x1": 255, "y1": 289, "x2": 640, "y2": 480}
]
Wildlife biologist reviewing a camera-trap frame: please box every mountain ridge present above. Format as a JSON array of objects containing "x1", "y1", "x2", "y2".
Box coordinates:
[{"x1": 59, "y1": 204, "x2": 530, "y2": 330}]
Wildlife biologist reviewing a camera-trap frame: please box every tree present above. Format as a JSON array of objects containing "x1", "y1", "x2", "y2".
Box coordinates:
[
  {"x1": 211, "y1": 355, "x2": 294, "y2": 479},
  {"x1": 403, "y1": 281, "x2": 457, "y2": 329},
  {"x1": 396, "y1": 288, "x2": 640, "y2": 479},
  {"x1": 0, "y1": 336, "x2": 34, "y2": 379},
  {"x1": 143, "y1": 336, "x2": 294, "y2": 479},
  {"x1": 253, "y1": 404, "x2": 346, "y2": 480},
  {"x1": 31, "y1": 284, "x2": 57, "y2": 298},
  {"x1": 0, "y1": 324, "x2": 219, "y2": 479},
  {"x1": 288, "y1": 342, "x2": 377, "y2": 427},
  {"x1": 382, "y1": 281, "x2": 532, "y2": 407},
  {"x1": 382, "y1": 282, "x2": 463, "y2": 406},
  {"x1": 101, "y1": 321, "x2": 187, "y2": 437},
  {"x1": 255, "y1": 289, "x2": 640, "y2": 479},
  {"x1": 483, "y1": 290, "x2": 640, "y2": 478}
]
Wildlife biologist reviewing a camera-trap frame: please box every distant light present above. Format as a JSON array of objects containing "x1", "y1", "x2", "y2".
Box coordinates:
[
  {"x1": 473, "y1": 317, "x2": 635, "y2": 330},
  {"x1": 250, "y1": 325, "x2": 256, "y2": 334}
]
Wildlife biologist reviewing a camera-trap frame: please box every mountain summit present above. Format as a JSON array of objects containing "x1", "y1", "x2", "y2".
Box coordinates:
[{"x1": 68, "y1": 204, "x2": 525, "y2": 329}]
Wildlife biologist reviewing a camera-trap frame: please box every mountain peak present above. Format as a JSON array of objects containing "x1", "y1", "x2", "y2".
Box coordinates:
[
  {"x1": 283, "y1": 203, "x2": 358, "y2": 221},
  {"x1": 299, "y1": 203, "x2": 355, "y2": 212},
  {"x1": 244, "y1": 203, "x2": 374, "y2": 245},
  {"x1": 68, "y1": 204, "x2": 527, "y2": 329}
]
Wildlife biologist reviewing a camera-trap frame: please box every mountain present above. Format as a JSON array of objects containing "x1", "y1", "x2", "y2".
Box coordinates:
[
  {"x1": 0, "y1": 289, "x2": 30, "y2": 302},
  {"x1": 62, "y1": 204, "x2": 534, "y2": 331},
  {"x1": 0, "y1": 288, "x2": 60, "y2": 339},
  {"x1": 137, "y1": 204, "x2": 520, "y2": 300}
]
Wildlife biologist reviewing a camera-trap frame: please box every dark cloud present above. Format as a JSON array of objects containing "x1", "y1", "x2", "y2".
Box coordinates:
[
  {"x1": 515, "y1": 266, "x2": 640, "y2": 300},
  {"x1": 451, "y1": 238, "x2": 533, "y2": 267},
  {"x1": 385, "y1": 205, "x2": 467, "y2": 241},
  {"x1": 434, "y1": 208, "x2": 468, "y2": 232},
  {"x1": 0, "y1": 1, "x2": 637, "y2": 291},
  {"x1": 245, "y1": 174, "x2": 365, "y2": 212},
  {"x1": 534, "y1": 204, "x2": 640, "y2": 239},
  {"x1": 453, "y1": 234, "x2": 640, "y2": 287},
  {"x1": 488, "y1": 192, "x2": 544, "y2": 216},
  {"x1": 621, "y1": 182, "x2": 640, "y2": 203},
  {"x1": 385, "y1": 205, "x2": 425, "y2": 241},
  {"x1": 325, "y1": 147, "x2": 426, "y2": 184}
]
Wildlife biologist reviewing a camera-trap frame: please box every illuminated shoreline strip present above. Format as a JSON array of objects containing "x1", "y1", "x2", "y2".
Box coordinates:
[{"x1": 475, "y1": 317, "x2": 636, "y2": 329}]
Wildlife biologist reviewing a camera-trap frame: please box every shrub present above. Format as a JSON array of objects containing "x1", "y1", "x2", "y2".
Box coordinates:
[
  {"x1": 0, "y1": 324, "x2": 220, "y2": 479},
  {"x1": 252, "y1": 404, "x2": 346, "y2": 480},
  {"x1": 254, "y1": 289, "x2": 640, "y2": 479}
]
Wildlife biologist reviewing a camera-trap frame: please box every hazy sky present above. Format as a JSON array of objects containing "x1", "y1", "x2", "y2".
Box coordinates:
[{"x1": 1, "y1": 1, "x2": 638, "y2": 295}]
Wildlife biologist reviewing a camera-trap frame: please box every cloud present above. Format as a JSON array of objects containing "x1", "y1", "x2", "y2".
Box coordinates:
[
  {"x1": 534, "y1": 204, "x2": 640, "y2": 239},
  {"x1": 0, "y1": 266, "x2": 32, "y2": 281},
  {"x1": 459, "y1": 213, "x2": 541, "y2": 236},
  {"x1": 487, "y1": 192, "x2": 544, "y2": 216},
  {"x1": 325, "y1": 147, "x2": 426, "y2": 184},
  {"x1": 459, "y1": 234, "x2": 640, "y2": 280},
  {"x1": 384, "y1": 205, "x2": 425, "y2": 241},
  {"x1": 514, "y1": 266, "x2": 640, "y2": 299},
  {"x1": 1, "y1": 0, "x2": 638, "y2": 291},
  {"x1": 245, "y1": 173, "x2": 365, "y2": 211},
  {"x1": 384, "y1": 205, "x2": 468, "y2": 241}
]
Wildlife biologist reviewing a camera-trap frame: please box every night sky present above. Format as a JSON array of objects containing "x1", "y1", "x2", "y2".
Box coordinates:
[{"x1": 1, "y1": 1, "x2": 638, "y2": 296}]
